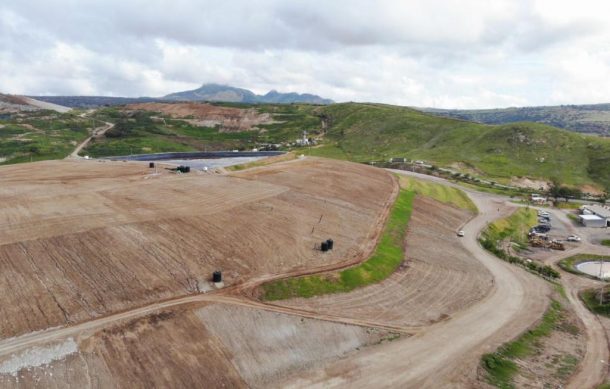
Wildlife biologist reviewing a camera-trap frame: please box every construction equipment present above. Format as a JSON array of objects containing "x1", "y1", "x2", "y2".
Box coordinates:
[{"x1": 528, "y1": 235, "x2": 565, "y2": 250}]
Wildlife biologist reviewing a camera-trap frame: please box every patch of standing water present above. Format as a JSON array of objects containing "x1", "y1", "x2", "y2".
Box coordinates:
[{"x1": 576, "y1": 261, "x2": 610, "y2": 279}]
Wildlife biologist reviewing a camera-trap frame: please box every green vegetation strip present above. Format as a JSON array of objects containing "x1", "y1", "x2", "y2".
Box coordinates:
[
  {"x1": 602, "y1": 240, "x2": 610, "y2": 247},
  {"x1": 399, "y1": 176, "x2": 477, "y2": 212},
  {"x1": 558, "y1": 254, "x2": 610, "y2": 279},
  {"x1": 262, "y1": 189, "x2": 415, "y2": 300},
  {"x1": 482, "y1": 300, "x2": 562, "y2": 388},
  {"x1": 581, "y1": 289, "x2": 610, "y2": 317},
  {"x1": 480, "y1": 208, "x2": 559, "y2": 279}
]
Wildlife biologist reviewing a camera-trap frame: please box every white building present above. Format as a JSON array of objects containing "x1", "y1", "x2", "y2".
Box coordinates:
[{"x1": 579, "y1": 204, "x2": 610, "y2": 228}]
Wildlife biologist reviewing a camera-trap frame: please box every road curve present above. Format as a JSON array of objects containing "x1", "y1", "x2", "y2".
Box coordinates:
[
  {"x1": 280, "y1": 172, "x2": 550, "y2": 387},
  {"x1": 68, "y1": 119, "x2": 114, "y2": 158}
]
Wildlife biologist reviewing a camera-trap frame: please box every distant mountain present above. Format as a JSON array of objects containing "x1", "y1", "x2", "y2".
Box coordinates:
[
  {"x1": 163, "y1": 83, "x2": 333, "y2": 104},
  {"x1": 420, "y1": 104, "x2": 610, "y2": 136},
  {"x1": 30, "y1": 96, "x2": 161, "y2": 108},
  {"x1": 29, "y1": 84, "x2": 333, "y2": 108}
]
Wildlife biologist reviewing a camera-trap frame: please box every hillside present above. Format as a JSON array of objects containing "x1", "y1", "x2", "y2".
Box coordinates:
[
  {"x1": 164, "y1": 83, "x2": 333, "y2": 104},
  {"x1": 2, "y1": 100, "x2": 608, "y2": 192},
  {"x1": 421, "y1": 104, "x2": 610, "y2": 136},
  {"x1": 315, "y1": 103, "x2": 610, "y2": 192}
]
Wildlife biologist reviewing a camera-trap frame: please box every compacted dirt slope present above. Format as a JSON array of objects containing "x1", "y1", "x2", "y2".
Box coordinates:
[
  {"x1": 277, "y1": 196, "x2": 493, "y2": 327},
  {"x1": 125, "y1": 102, "x2": 274, "y2": 131},
  {"x1": 0, "y1": 158, "x2": 395, "y2": 339}
]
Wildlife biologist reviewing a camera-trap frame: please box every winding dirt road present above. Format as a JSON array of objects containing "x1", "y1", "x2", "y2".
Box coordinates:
[
  {"x1": 0, "y1": 164, "x2": 601, "y2": 387},
  {"x1": 279, "y1": 174, "x2": 550, "y2": 387},
  {"x1": 68, "y1": 115, "x2": 113, "y2": 158}
]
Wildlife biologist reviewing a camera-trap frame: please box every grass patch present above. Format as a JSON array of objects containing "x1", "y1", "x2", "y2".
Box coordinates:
[
  {"x1": 555, "y1": 202, "x2": 582, "y2": 209},
  {"x1": 581, "y1": 288, "x2": 610, "y2": 317},
  {"x1": 262, "y1": 189, "x2": 415, "y2": 300},
  {"x1": 0, "y1": 111, "x2": 90, "y2": 164},
  {"x1": 602, "y1": 239, "x2": 610, "y2": 247},
  {"x1": 226, "y1": 152, "x2": 296, "y2": 171},
  {"x1": 482, "y1": 208, "x2": 537, "y2": 248},
  {"x1": 399, "y1": 175, "x2": 477, "y2": 212},
  {"x1": 482, "y1": 300, "x2": 562, "y2": 388},
  {"x1": 300, "y1": 143, "x2": 352, "y2": 160},
  {"x1": 480, "y1": 207, "x2": 560, "y2": 280},
  {"x1": 558, "y1": 254, "x2": 610, "y2": 279}
]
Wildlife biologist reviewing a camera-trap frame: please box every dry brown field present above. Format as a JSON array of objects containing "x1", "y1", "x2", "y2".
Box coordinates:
[{"x1": 0, "y1": 157, "x2": 395, "y2": 339}]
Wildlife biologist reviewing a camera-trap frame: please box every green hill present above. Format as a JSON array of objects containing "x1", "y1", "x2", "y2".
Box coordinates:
[
  {"x1": 2, "y1": 102, "x2": 608, "y2": 192},
  {"x1": 314, "y1": 103, "x2": 610, "y2": 191},
  {"x1": 421, "y1": 104, "x2": 610, "y2": 135}
]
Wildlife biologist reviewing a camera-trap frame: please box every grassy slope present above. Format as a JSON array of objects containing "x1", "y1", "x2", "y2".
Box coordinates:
[
  {"x1": 581, "y1": 289, "x2": 610, "y2": 317},
  {"x1": 320, "y1": 103, "x2": 610, "y2": 191},
  {"x1": 0, "y1": 111, "x2": 90, "y2": 164},
  {"x1": 398, "y1": 175, "x2": 477, "y2": 212},
  {"x1": 482, "y1": 207, "x2": 538, "y2": 249},
  {"x1": 482, "y1": 300, "x2": 571, "y2": 388},
  {"x1": 262, "y1": 189, "x2": 415, "y2": 300},
  {"x1": 84, "y1": 105, "x2": 322, "y2": 157},
  {"x1": 3, "y1": 102, "x2": 609, "y2": 193}
]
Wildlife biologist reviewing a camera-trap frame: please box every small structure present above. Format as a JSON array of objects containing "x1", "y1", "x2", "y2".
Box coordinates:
[
  {"x1": 390, "y1": 157, "x2": 406, "y2": 163},
  {"x1": 212, "y1": 271, "x2": 222, "y2": 283},
  {"x1": 149, "y1": 162, "x2": 155, "y2": 168},
  {"x1": 530, "y1": 193, "x2": 547, "y2": 203},
  {"x1": 579, "y1": 205, "x2": 610, "y2": 227},
  {"x1": 579, "y1": 214, "x2": 607, "y2": 228},
  {"x1": 326, "y1": 239, "x2": 334, "y2": 250},
  {"x1": 321, "y1": 241, "x2": 329, "y2": 252}
]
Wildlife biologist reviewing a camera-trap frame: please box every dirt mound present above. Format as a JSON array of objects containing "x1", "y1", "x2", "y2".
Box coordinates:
[
  {"x1": 125, "y1": 102, "x2": 275, "y2": 132},
  {"x1": 0, "y1": 94, "x2": 38, "y2": 113},
  {"x1": 0, "y1": 158, "x2": 395, "y2": 339},
  {"x1": 276, "y1": 196, "x2": 493, "y2": 327}
]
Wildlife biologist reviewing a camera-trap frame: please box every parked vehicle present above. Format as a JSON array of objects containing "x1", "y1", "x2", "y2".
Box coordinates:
[
  {"x1": 457, "y1": 230, "x2": 465, "y2": 237},
  {"x1": 532, "y1": 224, "x2": 551, "y2": 233},
  {"x1": 566, "y1": 235, "x2": 581, "y2": 242}
]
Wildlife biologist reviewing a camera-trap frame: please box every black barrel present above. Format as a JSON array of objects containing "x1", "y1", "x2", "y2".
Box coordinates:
[
  {"x1": 326, "y1": 239, "x2": 334, "y2": 250},
  {"x1": 212, "y1": 271, "x2": 222, "y2": 283},
  {"x1": 149, "y1": 162, "x2": 155, "y2": 168},
  {"x1": 321, "y1": 241, "x2": 329, "y2": 252}
]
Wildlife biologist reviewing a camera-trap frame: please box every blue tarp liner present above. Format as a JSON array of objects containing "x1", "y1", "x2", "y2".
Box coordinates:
[{"x1": 104, "y1": 151, "x2": 284, "y2": 161}]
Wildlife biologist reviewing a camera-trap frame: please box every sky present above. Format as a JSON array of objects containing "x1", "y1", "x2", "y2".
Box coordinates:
[{"x1": 1, "y1": 0, "x2": 610, "y2": 108}]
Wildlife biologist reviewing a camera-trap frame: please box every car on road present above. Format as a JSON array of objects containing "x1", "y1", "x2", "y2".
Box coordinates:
[
  {"x1": 457, "y1": 230, "x2": 465, "y2": 237},
  {"x1": 538, "y1": 211, "x2": 550, "y2": 217},
  {"x1": 566, "y1": 235, "x2": 581, "y2": 242}
]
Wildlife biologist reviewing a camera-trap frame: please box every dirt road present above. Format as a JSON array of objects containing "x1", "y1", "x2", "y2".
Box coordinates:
[
  {"x1": 68, "y1": 118, "x2": 113, "y2": 158},
  {"x1": 538, "y1": 207, "x2": 610, "y2": 388},
  {"x1": 278, "y1": 176, "x2": 550, "y2": 387},
  {"x1": 0, "y1": 163, "x2": 598, "y2": 387}
]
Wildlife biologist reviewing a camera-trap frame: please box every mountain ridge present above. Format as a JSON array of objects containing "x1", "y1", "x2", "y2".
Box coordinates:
[
  {"x1": 420, "y1": 104, "x2": 610, "y2": 136},
  {"x1": 163, "y1": 83, "x2": 333, "y2": 104}
]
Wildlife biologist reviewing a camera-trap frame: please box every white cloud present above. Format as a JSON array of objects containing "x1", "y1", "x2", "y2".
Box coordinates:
[{"x1": 0, "y1": 0, "x2": 609, "y2": 107}]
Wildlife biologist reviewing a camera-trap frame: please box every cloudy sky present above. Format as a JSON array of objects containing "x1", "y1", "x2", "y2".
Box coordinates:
[{"x1": 1, "y1": 0, "x2": 609, "y2": 108}]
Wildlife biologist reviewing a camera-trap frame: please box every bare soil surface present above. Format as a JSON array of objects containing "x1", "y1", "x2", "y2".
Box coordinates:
[
  {"x1": 196, "y1": 304, "x2": 394, "y2": 388},
  {"x1": 276, "y1": 196, "x2": 493, "y2": 327},
  {"x1": 1, "y1": 160, "x2": 599, "y2": 388},
  {"x1": 0, "y1": 158, "x2": 394, "y2": 339},
  {"x1": 125, "y1": 102, "x2": 275, "y2": 131},
  {"x1": 274, "y1": 173, "x2": 551, "y2": 388},
  {"x1": 0, "y1": 308, "x2": 247, "y2": 388}
]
